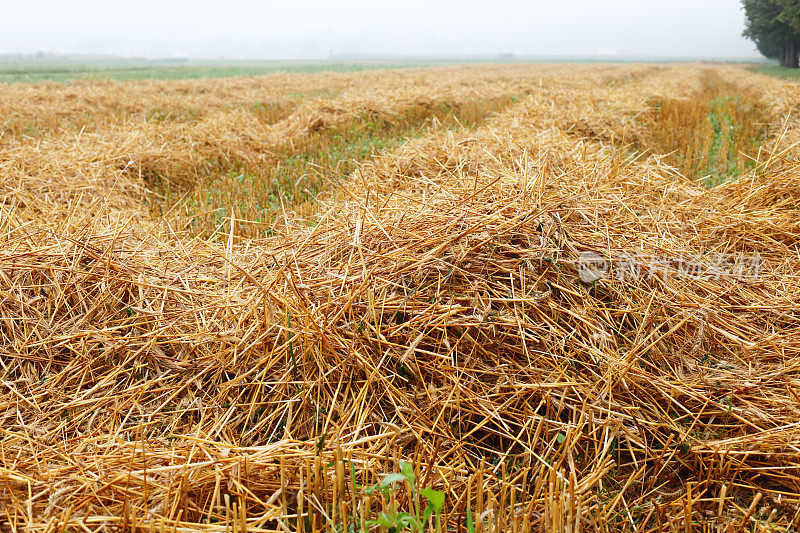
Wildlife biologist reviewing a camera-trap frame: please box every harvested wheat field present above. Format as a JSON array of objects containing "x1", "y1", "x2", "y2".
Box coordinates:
[{"x1": 2, "y1": 62, "x2": 800, "y2": 532}]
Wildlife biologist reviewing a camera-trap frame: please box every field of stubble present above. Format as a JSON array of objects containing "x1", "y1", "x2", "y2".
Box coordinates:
[{"x1": 2, "y1": 63, "x2": 800, "y2": 532}]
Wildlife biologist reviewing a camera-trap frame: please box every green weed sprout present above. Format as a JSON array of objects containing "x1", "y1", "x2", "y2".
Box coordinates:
[{"x1": 363, "y1": 461, "x2": 445, "y2": 532}]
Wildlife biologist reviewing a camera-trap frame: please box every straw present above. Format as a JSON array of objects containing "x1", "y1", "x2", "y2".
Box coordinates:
[{"x1": 1, "y1": 63, "x2": 799, "y2": 531}]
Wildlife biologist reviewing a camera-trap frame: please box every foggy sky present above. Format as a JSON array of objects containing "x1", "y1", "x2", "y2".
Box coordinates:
[{"x1": 2, "y1": 0, "x2": 760, "y2": 60}]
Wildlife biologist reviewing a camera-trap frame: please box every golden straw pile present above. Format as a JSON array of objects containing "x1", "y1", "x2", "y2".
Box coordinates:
[{"x1": 2, "y1": 63, "x2": 800, "y2": 532}]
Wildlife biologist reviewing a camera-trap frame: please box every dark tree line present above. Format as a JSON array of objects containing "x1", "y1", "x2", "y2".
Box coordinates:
[{"x1": 743, "y1": 0, "x2": 800, "y2": 68}]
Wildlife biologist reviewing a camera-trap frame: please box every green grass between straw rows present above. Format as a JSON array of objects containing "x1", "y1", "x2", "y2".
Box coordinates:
[{"x1": 157, "y1": 96, "x2": 521, "y2": 238}]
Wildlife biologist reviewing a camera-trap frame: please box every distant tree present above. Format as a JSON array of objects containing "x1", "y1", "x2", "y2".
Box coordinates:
[
  {"x1": 743, "y1": 0, "x2": 800, "y2": 68},
  {"x1": 777, "y1": 1, "x2": 800, "y2": 31}
]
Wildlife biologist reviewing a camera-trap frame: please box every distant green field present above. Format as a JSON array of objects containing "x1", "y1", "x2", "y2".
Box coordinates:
[
  {"x1": 1, "y1": 57, "x2": 768, "y2": 84},
  {"x1": 0, "y1": 59, "x2": 455, "y2": 84},
  {"x1": 752, "y1": 63, "x2": 800, "y2": 80}
]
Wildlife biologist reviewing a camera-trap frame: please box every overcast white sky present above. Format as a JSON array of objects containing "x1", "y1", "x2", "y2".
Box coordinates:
[{"x1": 1, "y1": 0, "x2": 761, "y2": 60}]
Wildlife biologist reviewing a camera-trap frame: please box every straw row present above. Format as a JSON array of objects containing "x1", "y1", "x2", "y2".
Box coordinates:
[{"x1": 1, "y1": 63, "x2": 800, "y2": 530}]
